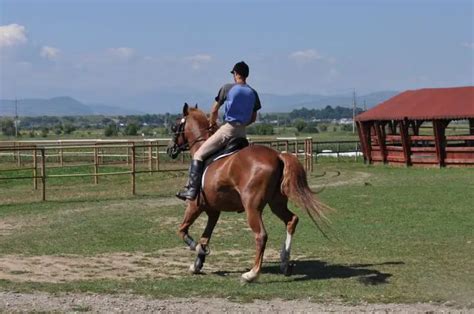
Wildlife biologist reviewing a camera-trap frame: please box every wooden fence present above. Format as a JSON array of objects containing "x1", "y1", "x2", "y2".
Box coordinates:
[{"x1": 0, "y1": 138, "x2": 361, "y2": 201}]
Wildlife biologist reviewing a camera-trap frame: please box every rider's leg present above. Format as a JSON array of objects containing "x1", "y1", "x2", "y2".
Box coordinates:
[{"x1": 176, "y1": 126, "x2": 230, "y2": 201}]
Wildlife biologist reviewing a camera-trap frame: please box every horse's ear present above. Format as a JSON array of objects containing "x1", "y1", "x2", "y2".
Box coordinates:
[
  {"x1": 183, "y1": 103, "x2": 189, "y2": 116},
  {"x1": 195, "y1": 103, "x2": 198, "y2": 109}
]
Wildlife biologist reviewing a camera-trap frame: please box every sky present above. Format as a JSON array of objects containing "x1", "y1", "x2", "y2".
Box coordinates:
[{"x1": 0, "y1": 0, "x2": 473, "y2": 108}]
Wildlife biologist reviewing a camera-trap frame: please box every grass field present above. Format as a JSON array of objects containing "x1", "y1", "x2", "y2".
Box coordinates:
[{"x1": 0, "y1": 159, "x2": 473, "y2": 306}]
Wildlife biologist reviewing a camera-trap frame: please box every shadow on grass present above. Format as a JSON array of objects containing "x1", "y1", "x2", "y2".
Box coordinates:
[{"x1": 214, "y1": 260, "x2": 403, "y2": 285}]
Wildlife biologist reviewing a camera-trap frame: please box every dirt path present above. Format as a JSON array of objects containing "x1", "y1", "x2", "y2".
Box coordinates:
[{"x1": 0, "y1": 292, "x2": 467, "y2": 313}]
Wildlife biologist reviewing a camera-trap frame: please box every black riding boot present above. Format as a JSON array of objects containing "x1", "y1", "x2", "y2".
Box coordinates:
[{"x1": 176, "y1": 160, "x2": 204, "y2": 201}]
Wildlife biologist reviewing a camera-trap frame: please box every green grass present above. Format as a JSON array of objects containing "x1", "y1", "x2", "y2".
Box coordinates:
[{"x1": 0, "y1": 161, "x2": 473, "y2": 306}]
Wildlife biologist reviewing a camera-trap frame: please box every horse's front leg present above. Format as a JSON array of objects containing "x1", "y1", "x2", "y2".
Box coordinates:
[
  {"x1": 178, "y1": 202, "x2": 202, "y2": 251},
  {"x1": 190, "y1": 211, "x2": 221, "y2": 274}
]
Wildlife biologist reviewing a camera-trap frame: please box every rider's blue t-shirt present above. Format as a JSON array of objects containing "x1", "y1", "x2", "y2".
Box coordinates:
[{"x1": 215, "y1": 83, "x2": 261, "y2": 125}]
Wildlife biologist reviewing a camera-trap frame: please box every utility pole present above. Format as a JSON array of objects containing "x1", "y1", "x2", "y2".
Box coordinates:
[
  {"x1": 352, "y1": 89, "x2": 357, "y2": 133},
  {"x1": 14, "y1": 98, "x2": 19, "y2": 137}
]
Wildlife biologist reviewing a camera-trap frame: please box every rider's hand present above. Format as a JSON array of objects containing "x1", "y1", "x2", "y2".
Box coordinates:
[{"x1": 209, "y1": 121, "x2": 218, "y2": 132}]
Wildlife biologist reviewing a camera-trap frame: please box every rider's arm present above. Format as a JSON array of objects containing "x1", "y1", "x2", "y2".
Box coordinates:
[
  {"x1": 247, "y1": 111, "x2": 257, "y2": 126},
  {"x1": 209, "y1": 101, "x2": 220, "y2": 127}
]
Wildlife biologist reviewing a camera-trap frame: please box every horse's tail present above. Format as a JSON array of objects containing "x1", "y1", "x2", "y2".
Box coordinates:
[{"x1": 279, "y1": 153, "x2": 333, "y2": 235}]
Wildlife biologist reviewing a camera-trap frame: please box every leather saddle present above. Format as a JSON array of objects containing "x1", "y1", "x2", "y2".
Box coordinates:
[{"x1": 203, "y1": 137, "x2": 249, "y2": 170}]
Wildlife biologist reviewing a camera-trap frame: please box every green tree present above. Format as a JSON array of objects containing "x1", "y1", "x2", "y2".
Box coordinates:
[
  {"x1": 54, "y1": 124, "x2": 63, "y2": 135},
  {"x1": 294, "y1": 119, "x2": 307, "y2": 132},
  {"x1": 104, "y1": 123, "x2": 119, "y2": 137},
  {"x1": 40, "y1": 127, "x2": 49, "y2": 138},
  {"x1": 248, "y1": 124, "x2": 274, "y2": 135},
  {"x1": 0, "y1": 118, "x2": 15, "y2": 136},
  {"x1": 303, "y1": 122, "x2": 319, "y2": 133},
  {"x1": 63, "y1": 123, "x2": 76, "y2": 134},
  {"x1": 124, "y1": 123, "x2": 138, "y2": 136},
  {"x1": 340, "y1": 124, "x2": 353, "y2": 132},
  {"x1": 142, "y1": 126, "x2": 154, "y2": 136}
]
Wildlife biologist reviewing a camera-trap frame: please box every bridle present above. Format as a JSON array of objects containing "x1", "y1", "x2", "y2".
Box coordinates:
[{"x1": 166, "y1": 116, "x2": 213, "y2": 159}]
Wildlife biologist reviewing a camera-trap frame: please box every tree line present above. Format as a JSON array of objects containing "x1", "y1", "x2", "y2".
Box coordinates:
[{"x1": 1, "y1": 105, "x2": 362, "y2": 137}]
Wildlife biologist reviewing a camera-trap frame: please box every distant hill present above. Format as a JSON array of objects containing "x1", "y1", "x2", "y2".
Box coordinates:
[
  {"x1": 260, "y1": 91, "x2": 399, "y2": 112},
  {"x1": 0, "y1": 97, "x2": 93, "y2": 117},
  {"x1": 113, "y1": 90, "x2": 399, "y2": 113},
  {"x1": 0, "y1": 97, "x2": 142, "y2": 117},
  {"x1": 87, "y1": 103, "x2": 144, "y2": 115},
  {"x1": 0, "y1": 91, "x2": 399, "y2": 116}
]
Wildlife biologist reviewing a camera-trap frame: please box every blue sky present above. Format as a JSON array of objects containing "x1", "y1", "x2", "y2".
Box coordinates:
[{"x1": 0, "y1": 0, "x2": 472, "y2": 107}]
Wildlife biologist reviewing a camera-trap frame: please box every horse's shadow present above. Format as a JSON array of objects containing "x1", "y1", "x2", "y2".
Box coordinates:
[{"x1": 213, "y1": 260, "x2": 403, "y2": 285}]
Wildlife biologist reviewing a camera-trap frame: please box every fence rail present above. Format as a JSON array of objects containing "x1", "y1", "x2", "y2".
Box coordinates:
[{"x1": 0, "y1": 138, "x2": 361, "y2": 201}]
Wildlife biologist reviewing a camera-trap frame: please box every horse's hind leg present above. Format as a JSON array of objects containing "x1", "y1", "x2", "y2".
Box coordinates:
[
  {"x1": 190, "y1": 211, "x2": 220, "y2": 274},
  {"x1": 269, "y1": 193, "x2": 299, "y2": 276},
  {"x1": 242, "y1": 207, "x2": 267, "y2": 283}
]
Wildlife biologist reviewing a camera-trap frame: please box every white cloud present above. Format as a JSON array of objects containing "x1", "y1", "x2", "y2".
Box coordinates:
[
  {"x1": 462, "y1": 42, "x2": 474, "y2": 50},
  {"x1": 40, "y1": 46, "x2": 61, "y2": 60},
  {"x1": 0, "y1": 24, "x2": 28, "y2": 48},
  {"x1": 289, "y1": 49, "x2": 323, "y2": 62},
  {"x1": 108, "y1": 47, "x2": 136, "y2": 59},
  {"x1": 184, "y1": 54, "x2": 212, "y2": 70}
]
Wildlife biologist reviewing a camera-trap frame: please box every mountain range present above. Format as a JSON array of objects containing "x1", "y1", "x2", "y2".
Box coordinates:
[{"x1": 0, "y1": 91, "x2": 398, "y2": 117}]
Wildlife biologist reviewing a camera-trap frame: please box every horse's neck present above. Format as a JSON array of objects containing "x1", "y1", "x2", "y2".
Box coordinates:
[{"x1": 188, "y1": 116, "x2": 210, "y2": 157}]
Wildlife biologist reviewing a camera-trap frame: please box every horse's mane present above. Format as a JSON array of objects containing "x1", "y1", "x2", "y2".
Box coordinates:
[
  {"x1": 188, "y1": 107, "x2": 208, "y2": 123},
  {"x1": 187, "y1": 107, "x2": 217, "y2": 135}
]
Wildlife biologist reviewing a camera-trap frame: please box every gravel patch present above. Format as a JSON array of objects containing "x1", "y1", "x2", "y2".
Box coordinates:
[{"x1": 0, "y1": 292, "x2": 469, "y2": 313}]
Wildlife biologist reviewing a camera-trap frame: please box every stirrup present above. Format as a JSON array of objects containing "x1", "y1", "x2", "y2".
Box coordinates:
[{"x1": 176, "y1": 187, "x2": 198, "y2": 201}]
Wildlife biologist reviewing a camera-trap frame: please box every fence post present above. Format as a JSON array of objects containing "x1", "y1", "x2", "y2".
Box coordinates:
[
  {"x1": 303, "y1": 139, "x2": 308, "y2": 171},
  {"x1": 59, "y1": 147, "x2": 64, "y2": 166},
  {"x1": 41, "y1": 148, "x2": 46, "y2": 201},
  {"x1": 131, "y1": 144, "x2": 136, "y2": 195},
  {"x1": 94, "y1": 145, "x2": 99, "y2": 184},
  {"x1": 155, "y1": 141, "x2": 160, "y2": 171},
  {"x1": 337, "y1": 142, "x2": 340, "y2": 160},
  {"x1": 18, "y1": 144, "x2": 22, "y2": 167},
  {"x1": 314, "y1": 142, "x2": 318, "y2": 163},
  {"x1": 33, "y1": 148, "x2": 38, "y2": 190},
  {"x1": 310, "y1": 139, "x2": 314, "y2": 172},
  {"x1": 148, "y1": 143, "x2": 153, "y2": 175},
  {"x1": 355, "y1": 142, "x2": 359, "y2": 161},
  {"x1": 126, "y1": 145, "x2": 130, "y2": 165}
]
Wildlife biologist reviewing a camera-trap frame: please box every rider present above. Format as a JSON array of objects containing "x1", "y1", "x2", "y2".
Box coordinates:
[{"x1": 176, "y1": 61, "x2": 262, "y2": 201}]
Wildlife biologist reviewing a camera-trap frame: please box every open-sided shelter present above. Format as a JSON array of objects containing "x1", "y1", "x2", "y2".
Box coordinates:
[{"x1": 355, "y1": 86, "x2": 474, "y2": 167}]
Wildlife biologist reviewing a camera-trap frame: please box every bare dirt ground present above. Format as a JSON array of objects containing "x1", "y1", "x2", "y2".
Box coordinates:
[
  {"x1": 0, "y1": 249, "x2": 470, "y2": 313},
  {"x1": 0, "y1": 292, "x2": 468, "y2": 313},
  {"x1": 0, "y1": 248, "x2": 255, "y2": 283}
]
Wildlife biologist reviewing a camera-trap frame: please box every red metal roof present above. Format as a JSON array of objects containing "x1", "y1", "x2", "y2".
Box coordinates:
[{"x1": 355, "y1": 86, "x2": 474, "y2": 121}]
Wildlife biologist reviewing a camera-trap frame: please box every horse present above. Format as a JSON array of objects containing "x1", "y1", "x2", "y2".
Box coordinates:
[{"x1": 166, "y1": 103, "x2": 330, "y2": 283}]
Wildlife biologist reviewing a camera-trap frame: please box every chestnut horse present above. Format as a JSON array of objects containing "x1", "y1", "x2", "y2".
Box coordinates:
[{"x1": 167, "y1": 103, "x2": 330, "y2": 282}]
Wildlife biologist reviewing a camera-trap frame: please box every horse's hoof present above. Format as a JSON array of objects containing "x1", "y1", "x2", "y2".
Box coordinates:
[
  {"x1": 241, "y1": 269, "x2": 259, "y2": 283},
  {"x1": 281, "y1": 262, "x2": 294, "y2": 276},
  {"x1": 189, "y1": 263, "x2": 201, "y2": 274}
]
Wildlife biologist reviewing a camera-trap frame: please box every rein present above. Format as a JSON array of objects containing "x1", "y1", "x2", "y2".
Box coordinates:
[{"x1": 170, "y1": 117, "x2": 215, "y2": 153}]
